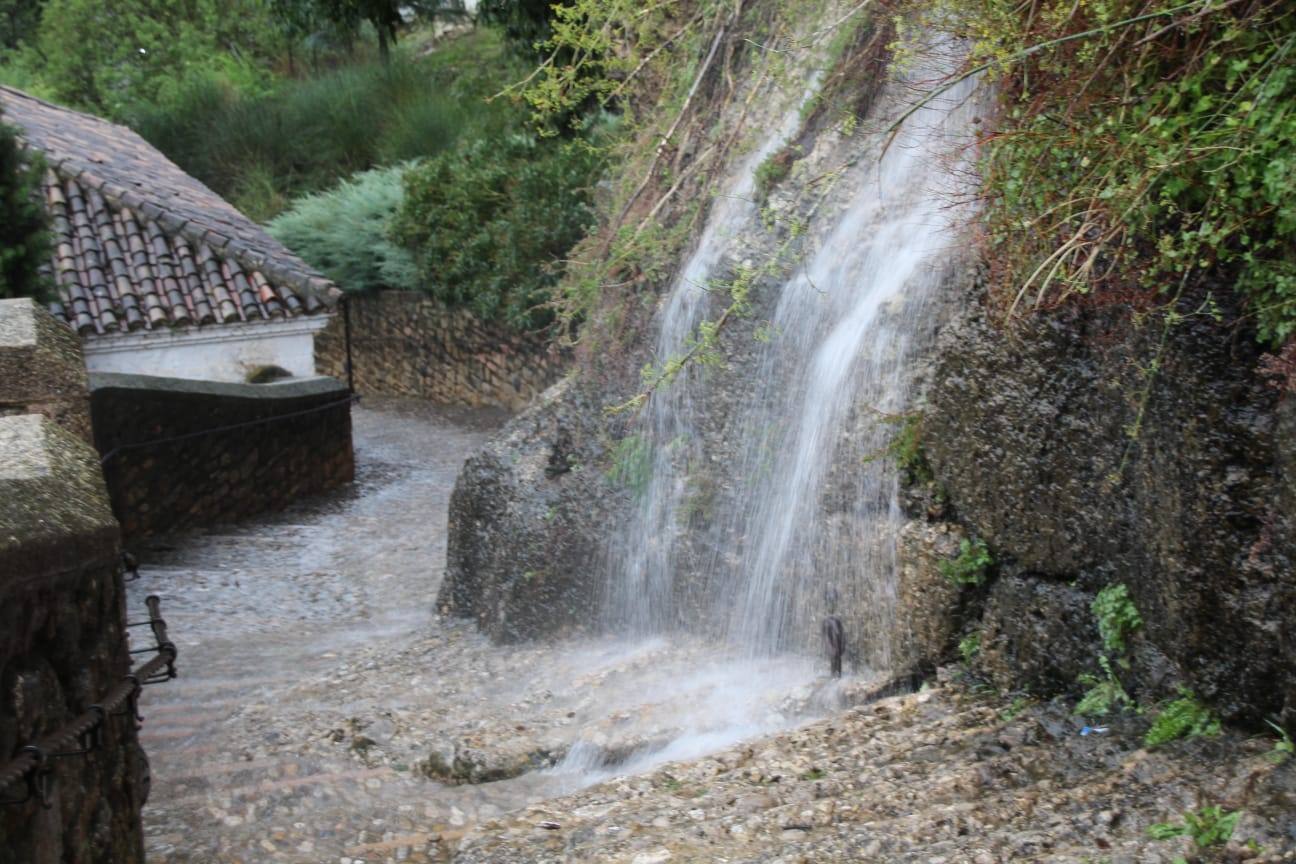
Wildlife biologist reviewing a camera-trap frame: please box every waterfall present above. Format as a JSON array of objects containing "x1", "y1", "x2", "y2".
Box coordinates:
[{"x1": 610, "y1": 37, "x2": 982, "y2": 670}]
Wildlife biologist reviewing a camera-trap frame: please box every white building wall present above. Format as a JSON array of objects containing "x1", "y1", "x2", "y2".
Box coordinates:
[{"x1": 82, "y1": 316, "x2": 333, "y2": 383}]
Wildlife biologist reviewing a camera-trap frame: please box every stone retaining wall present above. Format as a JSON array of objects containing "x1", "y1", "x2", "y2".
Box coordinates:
[
  {"x1": 91, "y1": 373, "x2": 355, "y2": 541},
  {"x1": 316, "y1": 292, "x2": 564, "y2": 412},
  {"x1": 0, "y1": 301, "x2": 145, "y2": 864}
]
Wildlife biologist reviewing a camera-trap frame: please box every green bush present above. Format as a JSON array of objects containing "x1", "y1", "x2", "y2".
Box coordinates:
[
  {"x1": 0, "y1": 111, "x2": 49, "y2": 300},
  {"x1": 913, "y1": 0, "x2": 1296, "y2": 349},
  {"x1": 1144, "y1": 688, "x2": 1220, "y2": 748},
  {"x1": 1092, "y1": 584, "x2": 1143, "y2": 656},
  {"x1": 393, "y1": 128, "x2": 604, "y2": 330},
  {"x1": 939, "y1": 537, "x2": 992, "y2": 586},
  {"x1": 267, "y1": 164, "x2": 418, "y2": 293}
]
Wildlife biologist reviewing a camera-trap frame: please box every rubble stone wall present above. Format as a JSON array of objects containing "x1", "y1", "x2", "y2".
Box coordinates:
[
  {"x1": 0, "y1": 301, "x2": 145, "y2": 864},
  {"x1": 315, "y1": 292, "x2": 563, "y2": 412},
  {"x1": 90, "y1": 373, "x2": 355, "y2": 541}
]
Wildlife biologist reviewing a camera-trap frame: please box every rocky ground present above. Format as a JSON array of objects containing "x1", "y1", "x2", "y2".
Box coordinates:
[{"x1": 453, "y1": 676, "x2": 1296, "y2": 864}]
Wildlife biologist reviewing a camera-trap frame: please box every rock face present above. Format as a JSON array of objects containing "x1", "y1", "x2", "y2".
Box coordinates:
[
  {"x1": 439, "y1": 379, "x2": 624, "y2": 642},
  {"x1": 915, "y1": 295, "x2": 1295, "y2": 725}
]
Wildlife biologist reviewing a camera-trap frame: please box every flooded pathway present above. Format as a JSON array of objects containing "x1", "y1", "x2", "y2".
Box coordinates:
[
  {"x1": 131, "y1": 398, "x2": 508, "y2": 863},
  {"x1": 130, "y1": 398, "x2": 839, "y2": 863}
]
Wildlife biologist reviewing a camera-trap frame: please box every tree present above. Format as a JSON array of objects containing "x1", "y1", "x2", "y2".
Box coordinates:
[
  {"x1": 280, "y1": 0, "x2": 468, "y2": 63},
  {"x1": 0, "y1": 0, "x2": 44, "y2": 52},
  {"x1": 0, "y1": 109, "x2": 50, "y2": 300},
  {"x1": 477, "y1": 0, "x2": 554, "y2": 55}
]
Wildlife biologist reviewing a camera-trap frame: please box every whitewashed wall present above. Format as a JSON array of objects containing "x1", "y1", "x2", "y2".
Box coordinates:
[{"x1": 82, "y1": 316, "x2": 333, "y2": 383}]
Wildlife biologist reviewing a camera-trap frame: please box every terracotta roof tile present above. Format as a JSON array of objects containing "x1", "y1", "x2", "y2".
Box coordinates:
[{"x1": 0, "y1": 85, "x2": 339, "y2": 335}]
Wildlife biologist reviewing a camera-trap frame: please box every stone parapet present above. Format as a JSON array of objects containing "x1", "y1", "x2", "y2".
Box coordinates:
[
  {"x1": 90, "y1": 373, "x2": 355, "y2": 540},
  {"x1": 0, "y1": 297, "x2": 92, "y2": 442},
  {"x1": 0, "y1": 414, "x2": 144, "y2": 864}
]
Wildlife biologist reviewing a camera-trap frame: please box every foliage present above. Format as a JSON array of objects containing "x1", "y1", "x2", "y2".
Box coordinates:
[
  {"x1": 959, "y1": 631, "x2": 981, "y2": 665},
  {"x1": 1075, "y1": 655, "x2": 1133, "y2": 718},
  {"x1": 905, "y1": 0, "x2": 1296, "y2": 351},
  {"x1": 1144, "y1": 688, "x2": 1220, "y2": 747},
  {"x1": 0, "y1": 110, "x2": 49, "y2": 300},
  {"x1": 1092, "y1": 584, "x2": 1143, "y2": 656},
  {"x1": 939, "y1": 537, "x2": 992, "y2": 586},
  {"x1": 1148, "y1": 806, "x2": 1241, "y2": 848},
  {"x1": 753, "y1": 147, "x2": 795, "y2": 201},
  {"x1": 393, "y1": 126, "x2": 604, "y2": 329},
  {"x1": 1266, "y1": 719, "x2": 1294, "y2": 763},
  {"x1": 888, "y1": 413, "x2": 933, "y2": 484},
  {"x1": 606, "y1": 433, "x2": 652, "y2": 496},
  {"x1": 0, "y1": 0, "x2": 43, "y2": 51},
  {"x1": 128, "y1": 30, "x2": 519, "y2": 220},
  {"x1": 27, "y1": 0, "x2": 280, "y2": 116},
  {"x1": 267, "y1": 164, "x2": 417, "y2": 293},
  {"x1": 478, "y1": 0, "x2": 556, "y2": 56}
]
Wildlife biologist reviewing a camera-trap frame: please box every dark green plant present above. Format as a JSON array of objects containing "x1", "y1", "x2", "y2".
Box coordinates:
[
  {"x1": 939, "y1": 537, "x2": 992, "y2": 586},
  {"x1": 0, "y1": 111, "x2": 49, "y2": 301},
  {"x1": 1075, "y1": 655, "x2": 1133, "y2": 718},
  {"x1": 1144, "y1": 688, "x2": 1220, "y2": 747},
  {"x1": 887, "y1": 413, "x2": 933, "y2": 484},
  {"x1": 1148, "y1": 806, "x2": 1241, "y2": 848},
  {"x1": 1092, "y1": 583, "x2": 1143, "y2": 656},
  {"x1": 902, "y1": 0, "x2": 1296, "y2": 352},
  {"x1": 393, "y1": 127, "x2": 604, "y2": 330}
]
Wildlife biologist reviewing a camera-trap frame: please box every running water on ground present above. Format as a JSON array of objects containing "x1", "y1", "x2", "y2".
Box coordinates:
[{"x1": 130, "y1": 400, "x2": 857, "y2": 863}]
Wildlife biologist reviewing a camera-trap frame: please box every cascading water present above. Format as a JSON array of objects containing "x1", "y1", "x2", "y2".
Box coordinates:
[
  {"x1": 612, "y1": 40, "x2": 981, "y2": 665},
  {"x1": 555, "y1": 33, "x2": 982, "y2": 784}
]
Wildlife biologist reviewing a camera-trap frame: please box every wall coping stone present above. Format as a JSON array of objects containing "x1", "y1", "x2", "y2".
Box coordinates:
[
  {"x1": 0, "y1": 414, "x2": 118, "y2": 583},
  {"x1": 0, "y1": 298, "x2": 93, "y2": 438},
  {"x1": 89, "y1": 372, "x2": 350, "y2": 401}
]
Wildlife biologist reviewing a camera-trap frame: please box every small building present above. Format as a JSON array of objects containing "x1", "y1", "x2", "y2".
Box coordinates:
[{"x1": 0, "y1": 85, "x2": 338, "y2": 383}]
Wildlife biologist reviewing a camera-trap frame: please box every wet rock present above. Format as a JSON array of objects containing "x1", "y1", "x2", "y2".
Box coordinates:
[
  {"x1": 976, "y1": 575, "x2": 1099, "y2": 696},
  {"x1": 924, "y1": 297, "x2": 1295, "y2": 723},
  {"x1": 892, "y1": 520, "x2": 970, "y2": 673},
  {"x1": 439, "y1": 378, "x2": 624, "y2": 642}
]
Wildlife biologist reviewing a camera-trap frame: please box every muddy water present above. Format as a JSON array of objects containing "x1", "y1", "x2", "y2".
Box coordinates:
[{"x1": 129, "y1": 399, "x2": 853, "y2": 863}]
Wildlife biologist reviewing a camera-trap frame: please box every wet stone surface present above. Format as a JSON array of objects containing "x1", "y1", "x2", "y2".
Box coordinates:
[
  {"x1": 129, "y1": 398, "x2": 837, "y2": 863},
  {"x1": 128, "y1": 397, "x2": 1296, "y2": 864}
]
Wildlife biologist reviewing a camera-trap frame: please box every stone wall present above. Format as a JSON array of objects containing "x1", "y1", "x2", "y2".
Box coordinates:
[
  {"x1": 91, "y1": 373, "x2": 355, "y2": 541},
  {"x1": 0, "y1": 302, "x2": 145, "y2": 864},
  {"x1": 892, "y1": 291, "x2": 1296, "y2": 728},
  {"x1": 0, "y1": 297, "x2": 92, "y2": 442},
  {"x1": 316, "y1": 292, "x2": 564, "y2": 412}
]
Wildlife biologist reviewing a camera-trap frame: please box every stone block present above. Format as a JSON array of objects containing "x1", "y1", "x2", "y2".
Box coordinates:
[{"x1": 0, "y1": 298, "x2": 92, "y2": 442}]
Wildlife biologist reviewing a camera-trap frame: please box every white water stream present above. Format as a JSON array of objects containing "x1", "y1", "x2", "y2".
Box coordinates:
[{"x1": 571, "y1": 38, "x2": 983, "y2": 775}]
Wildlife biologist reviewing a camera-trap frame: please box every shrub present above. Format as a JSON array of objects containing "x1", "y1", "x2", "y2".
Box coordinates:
[
  {"x1": 0, "y1": 111, "x2": 49, "y2": 300},
  {"x1": 393, "y1": 129, "x2": 604, "y2": 330},
  {"x1": 268, "y1": 164, "x2": 418, "y2": 294},
  {"x1": 126, "y1": 30, "x2": 522, "y2": 219},
  {"x1": 1144, "y1": 688, "x2": 1220, "y2": 747},
  {"x1": 1092, "y1": 584, "x2": 1143, "y2": 656},
  {"x1": 904, "y1": 0, "x2": 1296, "y2": 349},
  {"x1": 939, "y1": 537, "x2": 992, "y2": 586}
]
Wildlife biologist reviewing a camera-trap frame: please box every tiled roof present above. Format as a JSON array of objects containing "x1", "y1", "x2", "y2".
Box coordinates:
[{"x1": 0, "y1": 86, "x2": 338, "y2": 335}]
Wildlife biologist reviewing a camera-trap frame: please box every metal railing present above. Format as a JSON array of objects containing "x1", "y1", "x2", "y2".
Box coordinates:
[{"x1": 0, "y1": 588, "x2": 177, "y2": 808}]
